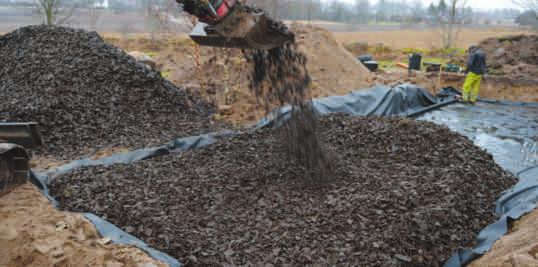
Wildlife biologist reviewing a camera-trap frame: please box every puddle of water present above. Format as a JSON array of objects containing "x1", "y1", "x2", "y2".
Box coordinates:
[{"x1": 419, "y1": 102, "x2": 538, "y2": 174}]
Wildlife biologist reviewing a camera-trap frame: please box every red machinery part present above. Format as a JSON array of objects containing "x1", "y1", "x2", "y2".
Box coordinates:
[
  {"x1": 197, "y1": 0, "x2": 236, "y2": 24},
  {"x1": 216, "y1": 0, "x2": 233, "y2": 18}
]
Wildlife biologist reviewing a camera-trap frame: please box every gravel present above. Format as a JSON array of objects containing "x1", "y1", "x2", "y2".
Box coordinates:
[
  {"x1": 0, "y1": 25, "x2": 223, "y2": 159},
  {"x1": 50, "y1": 114, "x2": 516, "y2": 266}
]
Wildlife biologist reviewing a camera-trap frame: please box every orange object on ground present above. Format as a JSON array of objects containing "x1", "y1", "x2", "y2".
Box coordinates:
[{"x1": 396, "y1": 62, "x2": 409, "y2": 69}]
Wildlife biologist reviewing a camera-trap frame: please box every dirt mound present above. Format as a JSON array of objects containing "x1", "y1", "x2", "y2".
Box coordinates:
[
  {"x1": 479, "y1": 35, "x2": 538, "y2": 76},
  {"x1": 0, "y1": 25, "x2": 222, "y2": 159},
  {"x1": 0, "y1": 183, "x2": 166, "y2": 267},
  {"x1": 470, "y1": 208, "x2": 538, "y2": 267},
  {"x1": 290, "y1": 23, "x2": 372, "y2": 96},
  {"x1": 50, "y1": 114, "x2": 515, "y2": 266},
  {"x1": 164, "y1": 24, "x2": 372, "y2": 124}
]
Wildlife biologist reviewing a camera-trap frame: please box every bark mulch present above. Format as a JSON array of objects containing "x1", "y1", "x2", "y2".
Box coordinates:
[
  {"x1": 0, "y1": 25, "x2": 223, "y2": 159},
  {"x1": 50, "y1": 114, "x2": 516, "y2": 266}
]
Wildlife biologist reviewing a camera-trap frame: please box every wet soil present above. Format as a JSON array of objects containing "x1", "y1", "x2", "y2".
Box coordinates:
[
  {"x1": 0, "y1": 25, "x2": 224, "y2": 160},
  {"x1": 50, "y1": 114, "x2": 516, "y2": 266}
]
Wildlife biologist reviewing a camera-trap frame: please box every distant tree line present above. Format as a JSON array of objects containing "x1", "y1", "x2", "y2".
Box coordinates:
[
  {"x1": 513, "y1": 0, "x2": 538, "y2": 29},
  {"x1": 245, "y1": 0, "x2": 521, "y2": 25},
  {"x1": 8, "y1": 0, "x2": 530, "y2": 35},
  {"x1": 516, "y1": 10, "x2": 538, "y2": 28}
]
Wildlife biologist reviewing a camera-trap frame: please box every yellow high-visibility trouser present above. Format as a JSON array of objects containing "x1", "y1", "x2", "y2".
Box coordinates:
[{"x1": 462, "y1": 72, "x2": 482, "y2": 103}]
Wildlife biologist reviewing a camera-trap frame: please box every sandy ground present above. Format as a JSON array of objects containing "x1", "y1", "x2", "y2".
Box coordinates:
[
  {"x1": 292, "y1": 23, "x2": 372, "y2": 97},
  {"x1": 0, "y1": 183, "x2": 166, "y2": 267},
  {"x1": 333, "y1": 28, "x2": 532, "y2": 49},
  {"x1": 470, "y1": 208, "x2": 538, "y2": 266}
]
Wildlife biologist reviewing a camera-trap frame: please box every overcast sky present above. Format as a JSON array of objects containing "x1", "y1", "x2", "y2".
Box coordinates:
[{"x1": 340, "y1": 0, "x2": 520, "y2": 10}]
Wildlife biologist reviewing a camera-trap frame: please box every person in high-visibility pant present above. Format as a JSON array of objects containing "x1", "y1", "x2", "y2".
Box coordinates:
[{"x1": 462, "y1": 45, "x2": 487, "y2": 104}]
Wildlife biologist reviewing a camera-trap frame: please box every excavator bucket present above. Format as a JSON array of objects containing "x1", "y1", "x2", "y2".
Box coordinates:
[
  {"x1": 189, "y1": 4, "x2": 294, "y2": 50},
  {"x1": 0, "y1": 122, "x2": 43, "y2": 196}
]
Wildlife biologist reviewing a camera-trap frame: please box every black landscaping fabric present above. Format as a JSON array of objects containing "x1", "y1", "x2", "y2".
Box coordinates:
[
  {"x1": 0, "y1": 25, "x2": 224, "y2": 159},
  {"x1": 49, "y1": 114, "x2": 516, "y2": 266},
  {"x1": 256, "y1": 83, "x2": 456, "y2": 128}
]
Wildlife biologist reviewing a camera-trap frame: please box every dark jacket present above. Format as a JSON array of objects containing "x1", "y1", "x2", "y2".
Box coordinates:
[{"x1": 466, "y1": 48, "x2": 487, "y2": 75}]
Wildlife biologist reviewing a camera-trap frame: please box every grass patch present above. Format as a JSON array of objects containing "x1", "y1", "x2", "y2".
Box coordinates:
[
  {"x1": 401, "y1": 47, "x2": 429, "y2": 55},
  {"x1": 431, "y1": 47, "x2": 466, "y2": 57},
  {"x1": 171, "y1": 37, "x2": 195, "y2": 46},
  {"x1": 145, "y1": 51, "x2": 159, "y2": 58},
  {"x1": 160, "y1": 70, "x2": 171, "y2": 79},
  {"x1": 376, "y1": 57, "x2": 454, "y2": 71},
  {"x1": 368, "y1": 44, "x2": 392, "y2": 55},
  {"x1": 377, "y1": 60, "x2": 397, "y2": 70},
  {"x1": 422, "y1": 57, "x2": 449, "y2": 65}
]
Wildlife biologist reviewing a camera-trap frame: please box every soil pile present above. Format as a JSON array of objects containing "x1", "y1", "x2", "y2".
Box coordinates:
[
  {"x1": 469, "y1": 208, "x2": 538, "y2": 267},
  {"x1": 290, "y1": 23, "x2": 372, "y2": 95},
  {"x1": 50, "y1": 114, "x2": 516, "y2": 266},
  {"x1": 0, "y1": 183, "x2": 166, "y2": 267},
  {"x1": 163, "y1": 24, "x2": 371, "y2": 124},
  {"x1": 479, "y1": 35, "x2": 538, "y2": 76},
  {"x1": 0, "y1": 25, "x2": 221, "y2": 159}
]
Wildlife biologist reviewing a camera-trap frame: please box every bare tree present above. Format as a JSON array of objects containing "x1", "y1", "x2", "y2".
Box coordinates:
[
  {"x1": 143, "y1": 0, "x2": 171, "y2": 40},
  {"x1": 515, "y1": 10, "x2": 538, "y2": 29},
  {"x1": 354, "y1": 0, "x2": 370, "y2": 24},
  {"x1": 307, "y1": 0, "x2": 313, "y2": 22},
  {"x1": 87, "y1": 0, "x2": 103, "y2": 30},
  {"x1": 446, "y1": 0, "x2": 457, "y2": 48},
  {"x1": 430, "y1": 0, "x2": 468, "y2": 48},
  {"x1": 513, "y1": 0, "x2": 538, "y2": 12},
  {"x1": 513, "y1": 0, "x2": 538, "y2": 30},
  {"x1": 34, "y1": 0, "x2": 75, "y2": 26},
  {"x1": 271, "y1": 0, "x2": 279, "y2": 19}
]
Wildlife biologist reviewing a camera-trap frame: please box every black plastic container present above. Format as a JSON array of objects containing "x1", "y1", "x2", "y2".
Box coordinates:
[
  {"x1": 408, "y1": 53, "x2": 422, "y2": 70},
  {"x1": 362, "y1": 60, "x2": 379, "y2": 72},
  {"x1": 357, "y1": 54, "x2": 373, "y2": 63}
]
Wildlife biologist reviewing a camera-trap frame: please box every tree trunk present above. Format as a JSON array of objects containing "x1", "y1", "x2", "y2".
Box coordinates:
[
  {"x1": 446, "y1": 0, "x2": 457, "y2": 48},
  {"x1": 46, "y1": 1, "x2": 52, "y2": 25},
  {"x1": 271, "y1": 0, "x2": 278, "y2": 19},
  {"x1": 307, "y1": 0, "x2": 313, "y2": 22}
]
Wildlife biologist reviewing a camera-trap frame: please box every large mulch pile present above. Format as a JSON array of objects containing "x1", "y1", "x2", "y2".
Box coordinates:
[
  {"x1": 479, "y1": 34, "x2": 538, "y2": 76},
  {"x1": 0, "y1": 25, "x2": 222, "y2": 159},
  {"x1": 50, "y1": 114, "x2": 516, "y2": 266}
]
